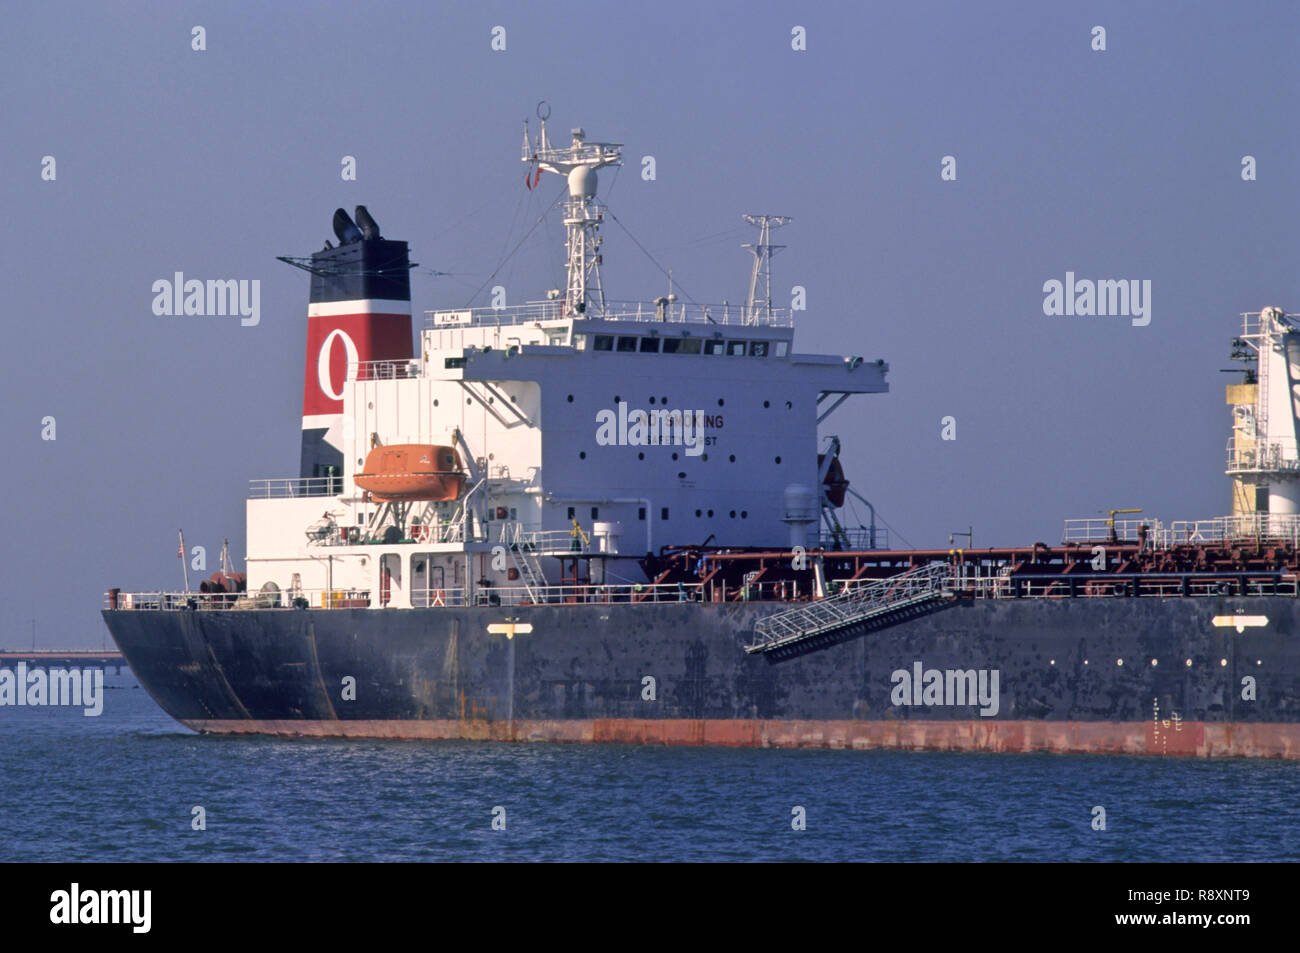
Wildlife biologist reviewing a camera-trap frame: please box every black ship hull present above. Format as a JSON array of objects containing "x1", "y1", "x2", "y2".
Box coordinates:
[{"x1": 102, "y1": 595, "x2": 1300, "y2": 758}]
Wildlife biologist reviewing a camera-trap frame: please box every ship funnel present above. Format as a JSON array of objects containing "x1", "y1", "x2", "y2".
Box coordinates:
[
  {"x1": 299, "y1": 206, "x2": 413, "y2": 482},
  {"x1": 332, "y1": 208, "x2": 364, "y2": 244},
  {"x1": 354, "y1": 205, "x2": 382, "y2": 240}
]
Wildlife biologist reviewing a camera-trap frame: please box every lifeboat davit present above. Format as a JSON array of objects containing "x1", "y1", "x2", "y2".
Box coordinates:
[
  {"x1": 353, "y1": 444, "x2": 465, "y2": 502},
  {"x1": 818, "y1": 453, "x2": 850, "y2": 508}
]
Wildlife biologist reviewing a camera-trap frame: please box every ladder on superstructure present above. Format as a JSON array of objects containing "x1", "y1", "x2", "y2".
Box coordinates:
[{"x1": 504, "y1": 524, "x2": 548, "y2": 602}]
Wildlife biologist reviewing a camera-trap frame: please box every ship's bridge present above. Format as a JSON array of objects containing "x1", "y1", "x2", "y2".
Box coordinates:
[{"x1": 421, "y1": 298, "x2": 792, "y2": 356}]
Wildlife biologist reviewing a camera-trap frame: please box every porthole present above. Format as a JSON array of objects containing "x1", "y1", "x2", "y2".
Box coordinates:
[
  {"x1": 729, "y1": 455, "x2": 735, "y2": 463},
  {"x1": 695, "y1": 509, "x2": 702, "y2": 518},
  {"x1": 718, "y1": 398, "x2": 725, "y2": 407},
  {"x1": 702, "y1": 453, "x2": 708, "y2": 461},
  {"x1": 672, "y1": 452, "x2": 678, "y2": 461},
  {"x1": 785, "y1": 401, "x2": 792, "y2": 409},
  {"x1": 741, "y1": 510, "x2": 748, "y2": 518},
  {"x1": 649, "y1": 396, "x2": 656, "y2": 405},
  {"x1": 707, "y1": 509, "x2": 714, "y2": 517},
  {"x1": 433, "y1": 399, "x2": 439, "y2": 407},
  {"x1": 567, "y1": 394, "x2": 574, "y2": 403},
  {"x1": 678, "y1": 472, "x2": 686, "y2": 479},
  {"x1": 774, "y1": 456, "x2": 782, "y2": 464},
  {"x1": 763, "y1": 400, "x2": 770, "y2": 408},
  {"x1": 729, "y1": 510, "x2": 736, "y2": 518},
  {"x1": 638, "y1": 452, "x2": 645, "y2": 460},
  {"x1": 579, "y1": 451, "x2": 586, "y2": 459}
]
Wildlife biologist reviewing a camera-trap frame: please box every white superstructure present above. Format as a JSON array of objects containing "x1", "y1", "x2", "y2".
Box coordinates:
[
  {"x1": 1226, "y1": 307, "x2": 1300, "y2": 529},
  {"x1": 243, "y1": 115, "x2": 889, "y2": 609}
]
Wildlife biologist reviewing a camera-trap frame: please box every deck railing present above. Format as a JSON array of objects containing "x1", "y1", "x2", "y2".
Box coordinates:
[
  {"x1": 248, "y1": 477, "x2": 340, "y2": 499},
  {"x1": 106, "y1": 566, "x2": 1300, "y2": 613},
  {"x1": 425, "y1": 299, "x2": 790, "y2": 330}
]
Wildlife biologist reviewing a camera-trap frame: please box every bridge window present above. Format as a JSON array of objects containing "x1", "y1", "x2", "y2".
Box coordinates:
[
  {"x1": 677, "y1": 338, "x2": 702, "y2": 354},
  {"x1": 639, "y1": 337, "x2": 660, "y2": 353},
  {"x1": 774, "y1": 342, "x2": 788, "y2": 357},
  {"x1": 616, "y1": 336, "x2": 638, "y2": 352},
  {"x1": 705, "y1": 340, "x2": 725, "y2": 356},
  {"x1": 661, "y1": 338, "x2": 680, "y2": 354},
  {"x1": 749, "y1": 341, "x2": 769, "y2": 357},
  {"x1": 593, "y1": 335, "x2": 613, "y2": 351},
  {"x1": 727, "y1": 340, "x2": 747, "y2": 356}
]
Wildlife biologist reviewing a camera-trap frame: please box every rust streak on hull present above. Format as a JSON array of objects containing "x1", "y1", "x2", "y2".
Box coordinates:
[{"x1": 178, "y1": 718, "x2": 1300, "y2": 758}]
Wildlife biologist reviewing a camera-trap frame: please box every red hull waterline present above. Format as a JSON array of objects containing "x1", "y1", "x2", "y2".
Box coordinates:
[{"x1": 179, "y1": 718, "x2": 1300, "y2": 758}]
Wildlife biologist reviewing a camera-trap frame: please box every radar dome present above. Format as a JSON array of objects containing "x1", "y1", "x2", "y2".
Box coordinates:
[{"x1": 568, "y1": 166, "x2": 598, "y2": 199}]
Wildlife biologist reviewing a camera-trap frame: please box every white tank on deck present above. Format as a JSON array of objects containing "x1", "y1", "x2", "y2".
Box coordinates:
[
  {"x1": 593, "y1": 520, "x2": 622, "y2": 554},
  {"x1": 781, "y1": 484, "x2": 818, "y2": 550}
]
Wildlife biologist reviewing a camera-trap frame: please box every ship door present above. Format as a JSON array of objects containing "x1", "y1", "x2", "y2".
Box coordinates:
[
  {"x1": 411, "y1": 554, "x2": 446, "y2": 607},
  {"x1": 380, "y1": 553, "x2": 405, "y2": 607}
]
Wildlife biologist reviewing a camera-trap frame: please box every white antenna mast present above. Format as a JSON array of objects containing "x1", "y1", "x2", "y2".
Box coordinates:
[
  {"x1": 523, "y1": 102, "x2": 622, "y2": 317},
  {"x1": 742, "y1": 214, "x2": 791, "y2": 325}
]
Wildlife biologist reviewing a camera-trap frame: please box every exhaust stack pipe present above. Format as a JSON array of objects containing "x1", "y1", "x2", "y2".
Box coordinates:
[
  {"x1": 332, "y1": 208, "x2": 364, "y2": 244},
  {"x1": 354, "y1": 205, "x2": 382, "y2": 240}
]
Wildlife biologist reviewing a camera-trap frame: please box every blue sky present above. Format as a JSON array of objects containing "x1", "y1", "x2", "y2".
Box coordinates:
[{"x1": 3, "y1": 1, "x2": 1298, "y2": 645}]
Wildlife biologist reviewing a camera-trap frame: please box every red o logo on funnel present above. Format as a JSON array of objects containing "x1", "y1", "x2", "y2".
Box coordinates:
[{"x1": 317, "y1": 328, "x2": 359, "y2": 402}]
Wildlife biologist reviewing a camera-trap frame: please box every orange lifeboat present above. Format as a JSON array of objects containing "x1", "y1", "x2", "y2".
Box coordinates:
[{"x1": 353, "y1": 444, "x2": 465, "y2": 502}]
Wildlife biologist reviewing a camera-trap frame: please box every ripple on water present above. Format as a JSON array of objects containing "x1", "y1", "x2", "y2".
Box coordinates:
[{"x1": 2, "y1": 692, "x2": 1299, "y2": 861}]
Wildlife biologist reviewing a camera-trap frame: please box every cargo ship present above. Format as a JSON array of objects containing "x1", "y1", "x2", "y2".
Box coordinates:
[{"x1": 103, "y1": 113, "x2": 1300, "y2": 758}]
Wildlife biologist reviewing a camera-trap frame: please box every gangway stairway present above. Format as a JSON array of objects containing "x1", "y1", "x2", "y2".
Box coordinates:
[{"x1": 745, "y1": 563, "x2": 957, "y2": 661}]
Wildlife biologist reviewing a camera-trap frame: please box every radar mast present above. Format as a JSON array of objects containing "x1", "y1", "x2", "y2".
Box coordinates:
[
  {"x1": 742, "y1": 214, "x2": 791, "y2": 326},
  {"x1": 522, "y1": 102, "x2": 622, "y2": 317}
]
